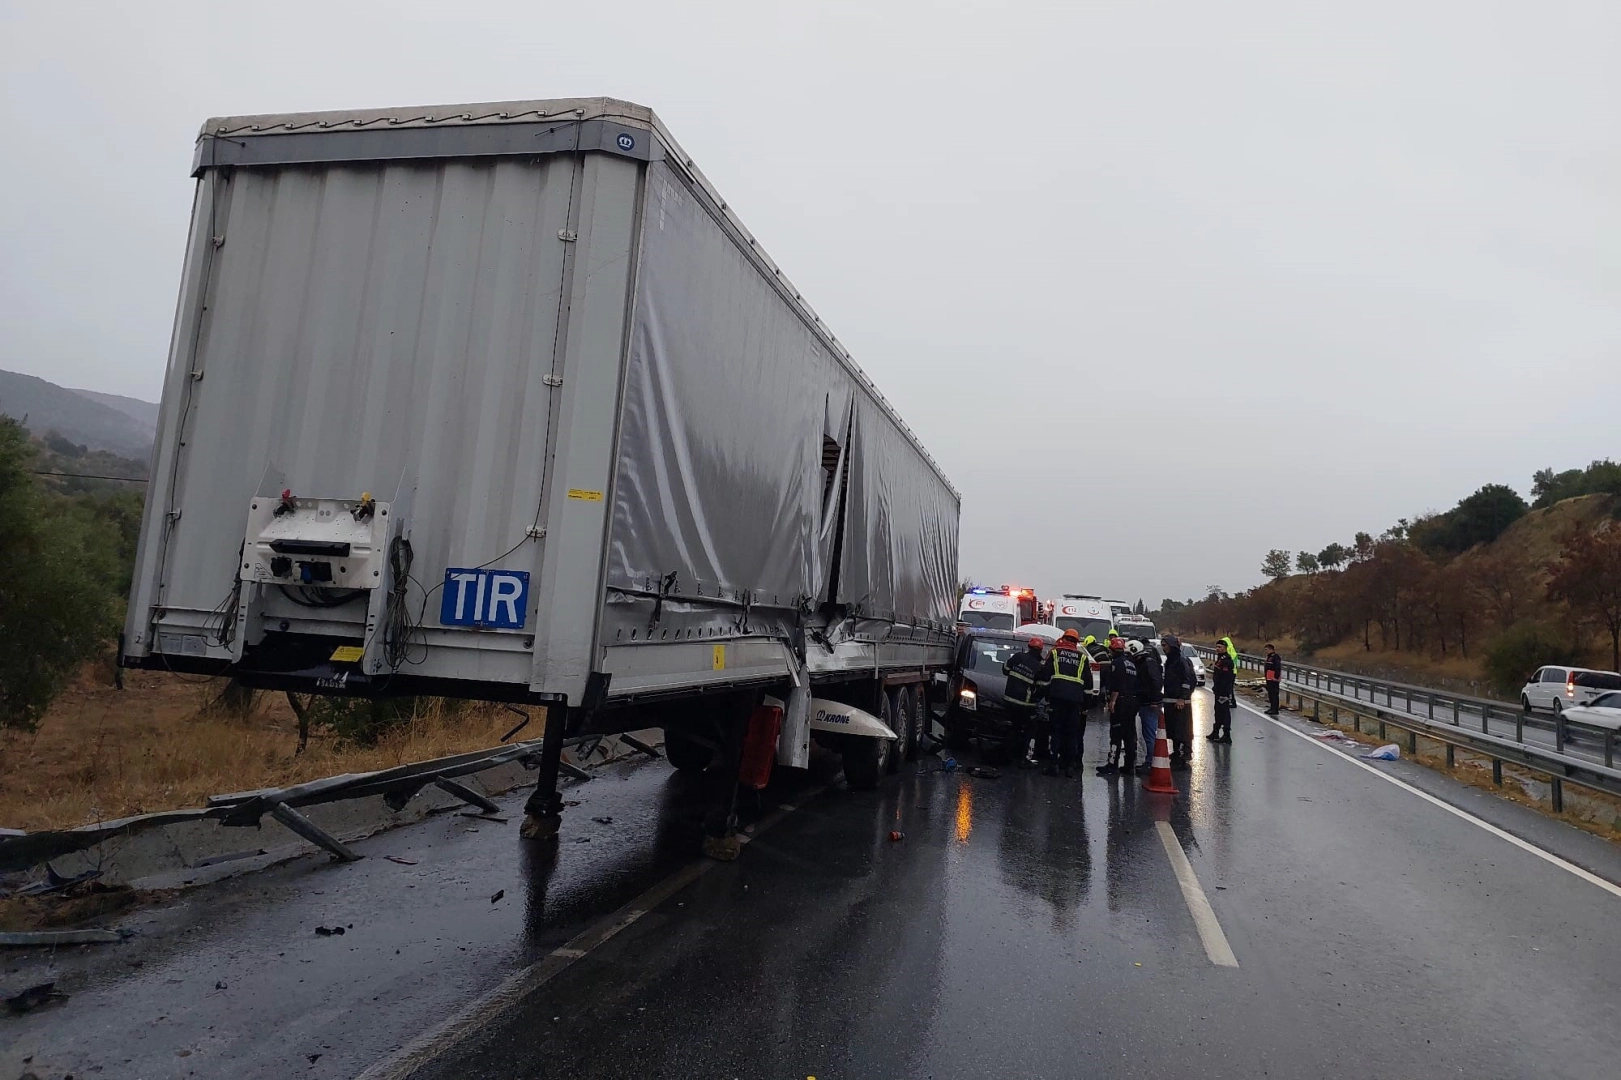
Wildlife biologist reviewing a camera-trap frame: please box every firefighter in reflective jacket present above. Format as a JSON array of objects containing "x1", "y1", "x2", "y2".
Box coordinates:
[
  {"x1": 1038, "y1": 629, "x2": 1090, "y2": 776},
  {"x1": 1002, "y1": 637, "x2": 1049, "y2": 767}
]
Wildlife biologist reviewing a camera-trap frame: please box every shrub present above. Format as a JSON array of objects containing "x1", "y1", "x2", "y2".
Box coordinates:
[
  {"x1": 0, "y1": 417, "x2": 120, "y2": 730},
  {"x1": 1481, "y1": 622, "x2": 1572, "y2": 699}
]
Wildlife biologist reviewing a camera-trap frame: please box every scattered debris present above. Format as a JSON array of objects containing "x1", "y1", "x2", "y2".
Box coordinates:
[
  {"x1": 490, "y1": 890, "x2": 505, "y2": 904},
  {"x1": 307, "y1": 1052, "x2": 323, "y2": 1063},
  {"x1": 5, "y1": 981, "x2": 67, "y2": 1014},
  {"x1": 384, "y1": 856, "x2": 419, "y2": 866},
  {"x1": 15, "y1": 865, "x2": 103, "y2": 896},
  {"x1": 940, "y1": 757, "x2": 958, "y2": 772},
  {"x1": 215, "y1": 980, "x2": 228, "y2": 990},
  {"x1": 314, "y1": 925, "x2": 346, "y2": 937},
  {"x1": 1313, "y1": 731, "x2": 1357, "y2": 743},
  {"x1": 592, "y1": 816, "x2": 614, "y2": 825},
  {"x1": 1364, "y1": 744, "x2": 1401, "y2": 761},
  {"x1": 0, "y1": 928, "x2": 123, "y2": 947},
  {"x1": 888, "y1": 831, "x2": 904, "y2": 842},
  {"x1": 573, "y1": 837, "x2": 591, "y2": 844},
  {"x1": 965, "y1": 766, "x2": 1001, "y2": 779}
]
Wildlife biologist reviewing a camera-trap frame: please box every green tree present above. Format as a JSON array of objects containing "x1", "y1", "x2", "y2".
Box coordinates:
[
  {"x1": 1296, "y1": 551, "x2": 1320, "y2": 575},
  {"x1": 1531, "y1": 459, "x2": 1621, "y2": 509},
  {"x1": 1260, "y1": 549, "x2": 1292, "y2": 580},
  {"x1": 1547, "y1": 526, "x2": 1621, "y2": 671},
  {"x1": 1411, "y1": 483, "x2": 1528, "y2": 555},
  {"x1": 1352, "y1": 532, "x2": 1375, "y2": 562},
  {"x1": 0, "y1": 417, "x2": 120, "y2": 730},
  {"x1": 1317, "y1": 542, "x2": 1348, "y2": 570}
]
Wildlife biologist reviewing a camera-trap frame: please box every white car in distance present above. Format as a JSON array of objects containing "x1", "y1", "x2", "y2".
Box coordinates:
[{"x1": 1561, "y1": 690, "x2": 1621, "y2": 733}]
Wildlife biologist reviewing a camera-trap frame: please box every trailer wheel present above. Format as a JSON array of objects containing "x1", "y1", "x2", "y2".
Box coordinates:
[
  {"x1": 843, "y1": 735, "x2": 887, "y2": 790},
  {"x1": 908, "y1": 684, "x2": 931, "y2": 759},
  {"x1": 663, "y1": 729, "x2": 713, "y2": 774},
  {"x1": 884, "y1": 688, "x2": 908, "y2": 775}
]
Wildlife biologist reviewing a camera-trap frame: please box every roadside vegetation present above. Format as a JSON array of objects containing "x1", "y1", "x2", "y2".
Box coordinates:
[
  {"x1": 1158, "y1": 460, "x2": 1621, "y2": 696},
  {"x1": 0, "y1": 415, "x2": 529, "y2": 831}
]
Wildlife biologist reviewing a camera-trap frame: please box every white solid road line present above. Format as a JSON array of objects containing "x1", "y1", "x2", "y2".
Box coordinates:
[
  {"x1": 1240, "y1": 700, "x2": 1621, "y2": 901},
  {"x1": 1154, "y1": 821, "x2": 1240, "y2": 968},
  {"x1": 355, "y1": 784, "x2": 830, "y2": 1080}
]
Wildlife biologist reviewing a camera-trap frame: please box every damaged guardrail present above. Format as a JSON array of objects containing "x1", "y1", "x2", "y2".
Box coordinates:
[
  {"x1": 1190, "y1": 645, "x2": 1621, "y2": 811},
  {"x1": 0, "y1": 732, "x2": 661, "y2": 875}
]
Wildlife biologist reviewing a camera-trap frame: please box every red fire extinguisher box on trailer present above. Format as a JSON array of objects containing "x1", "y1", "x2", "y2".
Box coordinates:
[{"x1": 738, "y1": 705, "x2": 783, "y2": 789}]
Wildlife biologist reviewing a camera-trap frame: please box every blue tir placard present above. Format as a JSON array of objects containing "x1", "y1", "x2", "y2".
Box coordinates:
[{"x1": 440, "y1": 568, "x2": 530, "y2": 629}]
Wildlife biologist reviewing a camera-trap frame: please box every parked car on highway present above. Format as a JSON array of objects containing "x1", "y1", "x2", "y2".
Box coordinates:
[
  {"x1": 1561, "y1": 691, "x2": 1621, "y2": 733},
  {"x1": 1186, "y1": 650, "x2": 1207, "y2": 686},
  {"x1": 1521, "y1": 666, "x2": 1621, "y2": 716}
]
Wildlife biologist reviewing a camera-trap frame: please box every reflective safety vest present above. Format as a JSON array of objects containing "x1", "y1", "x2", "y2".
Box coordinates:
[
  {"x1": 1050, "y1": 647, "x2": 1086, "y2": 684},
  {"x1": 1045, "y1": 643, "x2": 1089, "y2": 704}
]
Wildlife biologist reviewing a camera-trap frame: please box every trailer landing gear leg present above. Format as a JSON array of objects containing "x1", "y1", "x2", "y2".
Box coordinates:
[
  {"x1": 520, "y1": 706, "x2": 569, "y2": 841},
  {"x1": 701, "y1": 697, "x2": 751, "y2": 862}
]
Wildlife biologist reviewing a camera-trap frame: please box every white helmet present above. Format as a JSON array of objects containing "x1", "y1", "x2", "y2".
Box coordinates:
[{"x1": 1124, "y1": 639, "x2": 1145, "y2": 656}]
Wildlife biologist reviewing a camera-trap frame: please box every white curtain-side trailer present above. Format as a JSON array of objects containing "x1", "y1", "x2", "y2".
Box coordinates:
[{"x1": 122, "y1": 98, "x2": 960, "y2": 849}]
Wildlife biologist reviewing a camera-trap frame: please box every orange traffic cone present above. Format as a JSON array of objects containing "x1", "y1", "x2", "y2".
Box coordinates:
[{"x1": 1143, "y1": 717, "x2": 1178, "y2": 794}]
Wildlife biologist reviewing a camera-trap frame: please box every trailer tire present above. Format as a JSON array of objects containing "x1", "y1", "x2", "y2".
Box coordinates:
[
  {"x1": 843, "y1": 735, "x2": 887, "y2": 791},
  {"x1": 905, "y1": 685, "x2": 928, "y2": 759},
  {"x1": 884, "y1": 688, "x2": 908, "y2": 775},
  {"x1": 663, "y1": 729, "x2": 713, "y2": 774}
]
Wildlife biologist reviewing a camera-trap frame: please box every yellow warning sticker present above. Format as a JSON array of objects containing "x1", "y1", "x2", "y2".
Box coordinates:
[
  {"x1": 566, "y1": 489, "x2": 604, "y2": 501},
  {"x1": 330, "y1": 645, "x2": 364, "y2": 663},
  {"x1": 712, "y1": 644, "x2": 726, "y2": 670}
]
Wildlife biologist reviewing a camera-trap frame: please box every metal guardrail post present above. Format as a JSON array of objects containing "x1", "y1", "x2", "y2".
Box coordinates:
[
  {"x1": 270, "y1": 802, "x2": 361, "y2": 863},
  {"x1": 1605, "y1": 731, "x2": 1614, "y2": 769},
  {"x1": 1446, "y1": 744, "x2": 1454, "y2": 768},
  {"x1": 1551, "y1": 778, "x2": 1564, "y2": 813},
  {"x1": 1453, "y1": 698, "x2": 1460, "y2": 726},
  {"x1": 1492, "y1": 759, "x2": 1502, "y2": 785},
  {"x1": 1482, "y1": 701, "x2": 1491, "y2": 735},
  {"x1": 1515, "y1": 710, "x2": 1523, "y2": 743},
  {"x1": 1554, "y1": 709, "x2": 1566, "y2": 755},
  {"x1": 1405, "y1": 687, "x2": 1412, "y2": 711},
  {"x1": 1426, "y1": 692, "x2": 1434, "y2": 720}
]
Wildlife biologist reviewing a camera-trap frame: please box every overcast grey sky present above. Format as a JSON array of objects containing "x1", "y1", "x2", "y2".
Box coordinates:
[{"x1": 2, "y1": 1, "x2": 1617, "y2": 605}]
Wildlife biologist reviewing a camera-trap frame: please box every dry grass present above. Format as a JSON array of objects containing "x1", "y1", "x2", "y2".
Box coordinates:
[
  {"x1": 0, "y1": 663, "x2": 524, "y2": 832},
  {"x1": 1222, "y1": 635, "x2": 1496, "y2": 697}
]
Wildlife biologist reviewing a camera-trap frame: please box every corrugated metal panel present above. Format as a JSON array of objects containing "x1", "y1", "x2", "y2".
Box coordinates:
[
  {"x1": 604, "y1": 160, "x2": 959, "y2": 634},
  {"x1": 145, "y1": 156, "x2": 577, "y2": 656}
]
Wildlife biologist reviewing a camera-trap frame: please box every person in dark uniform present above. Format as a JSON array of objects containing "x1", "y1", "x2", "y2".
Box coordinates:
[
  {"x1": 1161, "y1": 635, "x2": 1197, "y2": 769},
  {"x1": 1039, "y1": 629, "x2": 1090, "y2": 776},
  {"x1": 1097, "y1": 636, "x2": 1139, "y2": 775},
  {"x1": 1209, "y1": 639, "x2": 1236, "y2": 742},
  {"x1": 1002, "y1": 637, "x2": 1048, "y2": 767},
  {"x1": 1264, "y1": 643, "x2": 1282, "y2": 715},
  {"x1": 1127, "y1": 639, "x2": 1163, "y2": 775}
]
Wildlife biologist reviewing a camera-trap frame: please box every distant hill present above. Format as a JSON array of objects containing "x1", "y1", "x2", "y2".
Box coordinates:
[
  {"x1": 0, "y1": 368, "x2": 157, "y2": 459},
  {"x1": 72, "y1": 388, "x2": 160, "y2": 432}
]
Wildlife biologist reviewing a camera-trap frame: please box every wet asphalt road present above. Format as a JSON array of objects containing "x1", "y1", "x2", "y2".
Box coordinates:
[{"x1": 7, "y1": 693, "x2": 1621, "y2": 1079}]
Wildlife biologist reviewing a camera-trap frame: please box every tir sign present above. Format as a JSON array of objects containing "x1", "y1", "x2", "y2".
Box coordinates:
[{"x1": 440, "y1": 568, "x2": 530, "y2": 629}]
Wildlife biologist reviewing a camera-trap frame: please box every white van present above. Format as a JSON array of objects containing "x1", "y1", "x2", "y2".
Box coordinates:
[
  {"x1": 1521, "y1": 666, "x2": 1621, "y2": 715},
  {"x1": 1053, "y1": 595, "x2": 1115, "y2": 643},
  {"x1": 958, "y1": 590, "x2": 1023, "y2": 631}
]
